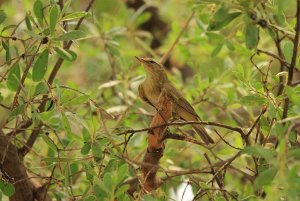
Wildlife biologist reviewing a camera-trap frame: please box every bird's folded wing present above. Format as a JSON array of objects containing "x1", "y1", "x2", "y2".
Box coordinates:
[{"x1": 163, "y1": 82, "x2": 199, "y2": 118}]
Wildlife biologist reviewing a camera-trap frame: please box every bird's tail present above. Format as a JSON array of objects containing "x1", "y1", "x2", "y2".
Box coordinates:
[{"x1": 193, "y1": 124, "x2": 214, "y2": 144}]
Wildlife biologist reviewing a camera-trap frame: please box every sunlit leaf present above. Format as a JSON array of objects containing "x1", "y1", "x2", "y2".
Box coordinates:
[
  {"x1": 54, "y1": 47, "x2": 74, "y2": 61},
  {"x1": 49, "y1": 4, "x2": 59, "y2": 35},
  {"x1": 33, "y1": 0, "x2": 43, "y2": 25},
  {"x1": 61, "y1": 12, "x2": 88, "y2": 21},
  {"x1": 56, "y1": 30, "x2": 86, "y2": 41},
  {"x1": 63, "y1": 94, "x2": 90, "y2": 106}
]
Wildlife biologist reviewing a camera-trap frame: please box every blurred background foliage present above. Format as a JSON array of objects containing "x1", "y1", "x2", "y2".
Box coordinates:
[{"x1": 0, "y1": 0, "x2": 300, "y2": 200}]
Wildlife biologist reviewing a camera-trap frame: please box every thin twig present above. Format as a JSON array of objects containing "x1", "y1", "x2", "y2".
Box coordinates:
[
  {"x1": 11, "y1": 42, "x2": 42, "y2": 108},
  {"x1": 160, "y1": 11, "x2": 195, "y2": 64},
  {"x1": 20, "y1": 0, "x2": 96, "y2": 156},
  {"x1": 116, "y1": 120, "x2": 245, "y2": 137},
  {"x1": 282, "y1": 0, "x2": 300, "y2": 120}
]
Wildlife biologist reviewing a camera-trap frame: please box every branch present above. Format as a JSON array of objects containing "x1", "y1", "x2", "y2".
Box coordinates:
[
  {"x1": 0, "y1": 132, "x2": 34, "y2": 201},
  {"x1": 11, "y1": 42, "x2": 42, "y2": 108},
  {"x1": 116, "y1": 120, "x2": 245, "y2": 138},
  {"x1": 256, "y1": 49, "x2": 294, "y2": 70},
  {"x1": 20, "y1": 0, "x2": 96, "y2": 156},
  {"x1": 47, "y1": 0, "x2": 95, "y2": 86},
  {"x1": 159, "y1": 11, "x2": 195, "y2": 64},
  {"x1": 282, "y1": 0, "x2": 300, "y2": 120},
  {"x1": 141, "y1": 89, "x2": 172, "y2": 192}
]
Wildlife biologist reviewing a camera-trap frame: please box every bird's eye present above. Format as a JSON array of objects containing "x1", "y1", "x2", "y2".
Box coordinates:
[{"x1": 149, "y1": 60, "x2": 155, "y2": 64}]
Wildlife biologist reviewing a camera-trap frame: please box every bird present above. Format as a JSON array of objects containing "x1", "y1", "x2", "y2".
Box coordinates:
[{"x1": 136, "y1": 56, "x2": 214, "y2": 144}]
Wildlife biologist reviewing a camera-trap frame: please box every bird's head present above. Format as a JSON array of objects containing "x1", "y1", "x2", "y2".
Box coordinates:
[{"x1": 135, "y1": 57, "x2": 167, "y2": 80}]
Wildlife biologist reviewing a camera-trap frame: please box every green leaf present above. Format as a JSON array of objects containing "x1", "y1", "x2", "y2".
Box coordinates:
[
  {"x1": 211, "y1": 42, "x2": 223, "y2": 57},
  {"x1": 56, "y1": 30, "x2": 86, "y2": 41},
  {"x1": 7, "y1": 63, "x2": 20, "y2": 91},
  {"x1": 82, "y1": 127, "x2": 91, "y2": 142},
  {"x1": 245, "y1": 22, "x2": 259, "y2": 49},
  {"x1": 49, "y1": 4, "x2": 59, "y2": 35},
  {"x1": 54, "y1": 47, "x2": 75, "y2": 61},
  {"x1": 115, "y1": 184, "x2": 129, "y2": 198},
  {"x1": 208, "y1": 12, "x2": 241, "y2": 31},
  {"x1": 61, "y1": 113, "x2": 71, "y2": 135},
  {"x1": 103, "y1": 172, "x2": 113, "y2": 190},
  {"x1": 283, "y1": 42, "x2": 293, "y2": 63},
  {"x1": 81, "y1": 142, "x2": 91, "y2": 155},
  {"x1": 33, "y1": 0, "x2": 43, "y2": 25},
  {"x1": 225, "y1": 40, "x2": 235, "y2": 51},
  {"x1": 41, "y1": 134, "x2": 57, "y2": 151},
  {"x1": 34, "y1": 81, "x2": 48, "y2": 96},
  {"x1": 8, "y1": 104, "x2": 25, "y2": 121},
  {"x1": 61, "y1": 12, "x2": 88, "y2": 21},
  {"x1": 2, "y1": 40, "x2": 11, "y2": 64},
  {"x1": 84, "y1": 195, "x2": 97, "y2": 201},
  {"x1": 0, "y1": 181, "x2": 15, "y2": 197},
  {"x1": 287, "y1": 148, "x2": 300, "y2": 159},
  {"x1": 23, "y1": 30, "x2": 44, "y2": 40},
  {"x1": 84, "y1": 162, "x2": 96, "y2": 181},
  {"x1": 0, "y1": 10, "x2": 7, "y2": 24},
  {"x1": 25, "y1": 14, "x2": 32, "y2": 30},
  {"x1": 117, "y1": 164, "x2": 128, "y2": 184},
  {"x1": 32, "y1": 49, "x2": 49, "y2": 82},
  {"x1": 60, "y1": 0, "x2": 72, "y2": 16},
  {"x1": 134, "y1": 12, "x2": 151, "y2": 27},
  {"x1": 240, "y1": 95, "x2": 266, "y2": 105},
  {"x1": 196, "y1": 18, "x2": 206, "y2": 32},
  {"x1": 64, "y1": 94, "x2": 90, "y2": 106},
  {"x1": 242, "y1": 145, "x2": 276, "y2": 160},
  {"x1": 1, "y1": 25, "x2": 16, "y2": 34},
  {"x1": 91, "y1": 142, "x2": 102, "y2": 158},
  {"x1": 213, "y1": 4, "x2": 229, "y2": 21},
  {"x1": 64, "y1": 164, "x2": 70, "y2": 188},
  {"x1": 254, "y1": 166, "x2": 278, "y2": 189},
  {"x1": 285, "y1": 86, "x2": 300, "y2": 106}
]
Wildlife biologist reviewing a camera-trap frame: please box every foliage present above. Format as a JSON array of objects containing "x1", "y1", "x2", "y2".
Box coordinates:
[{"x1": 0, "y1": 0, "x2": 299, "y2": 200}]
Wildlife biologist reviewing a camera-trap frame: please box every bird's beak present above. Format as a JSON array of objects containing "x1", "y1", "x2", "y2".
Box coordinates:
[{"x1": 135, "y1": 56, "x2": 144, "y2": 63}]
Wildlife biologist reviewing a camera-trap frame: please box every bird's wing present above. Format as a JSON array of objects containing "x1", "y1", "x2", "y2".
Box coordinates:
[
  {"x1": 138, "y1": 84, "x2": 155, "y2": 107},
  {"x1": 163, "y1": 82, "x2": 199, "y2": 118}
]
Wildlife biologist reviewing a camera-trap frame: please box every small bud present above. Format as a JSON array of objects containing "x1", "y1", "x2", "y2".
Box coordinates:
[
  {"x1": 250, "y1": 13, "x2": 257, "y2": 21},
  {"x1": 258, "y1": 19, "x2": 268, "y2": 28},
  {"x1": 41, "y1": 37, "x2": 48, "y2": 44},
  {"x1": 12, "y1": 37, "x2": 17, "y2": 41}
]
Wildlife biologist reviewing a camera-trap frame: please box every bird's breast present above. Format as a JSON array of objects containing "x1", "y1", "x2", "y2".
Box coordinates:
[{"x1": 143, "y1": 79, "x2": 162, "y2": 107}]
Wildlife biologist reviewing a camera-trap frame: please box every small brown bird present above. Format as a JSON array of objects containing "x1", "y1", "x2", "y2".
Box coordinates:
[{"x1": 136, "y1": 57, "x2": 214, "y2": 144}]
